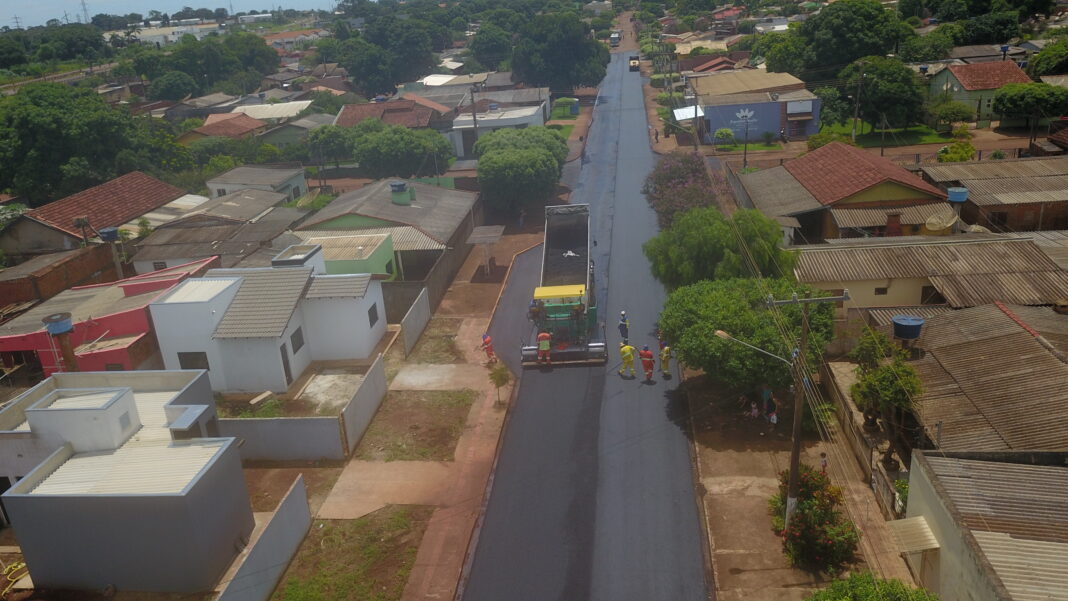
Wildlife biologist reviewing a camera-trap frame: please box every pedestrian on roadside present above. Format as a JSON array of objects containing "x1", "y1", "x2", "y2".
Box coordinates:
[
  {"x1": 820, "y1": 452, "x2": 829, "y2": 474},
  {"x1": 618, "y1": 311, "x2": 630, "y2": 343},
  {"x1": 479, "y1": 334, "x2": 497, "y2": 364},
  {"x1": 639, "y1": 345, "x2": 655, "y2": 381},
  {"x1": 659, "y1": 343, "x2": 672, "y2": 377},
  {"x1": 619, "y1": 341, "x2": 636, "y2": 377},
  {"x1": 749, "y1": 400, "x2": 759, "y2": 419},
  {"x1": 654, "y1": 129, "x2": 660, "y2": 143}
]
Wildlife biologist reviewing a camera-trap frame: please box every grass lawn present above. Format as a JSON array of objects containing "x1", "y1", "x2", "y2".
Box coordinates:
[
  {"x1": 412, "y1": 176, "x2": 456, "y2": 189},
  {"x1": 820, "y1": 121, "x2": 953, "y2": 148},
  {"x1": 547, "y1": 124, "x2": 575, "y2": 139},
  {"x1": 354, "y1": 389, "x2": 478, "y2": 461},
  {"x1": 715, "y1": 142, "x2": 782, "y2": 152},
  {"x1": 550, "y1": 104, "x2": 579, "y2": 120},
  {"x1": 272, "y1": 507, "x2": 434, "y2": 601}
]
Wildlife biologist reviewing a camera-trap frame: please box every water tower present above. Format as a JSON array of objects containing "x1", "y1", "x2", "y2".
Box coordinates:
[{"x1": 947, "y1": 187, "x2": 968, "y2": 233}]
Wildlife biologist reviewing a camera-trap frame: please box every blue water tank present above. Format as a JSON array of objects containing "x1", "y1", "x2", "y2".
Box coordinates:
[
  {"x1": 947, "y1": 187, "x2": 969, "y2": 203},
  {"x1": 99, "y1": 226, "x2": 119, "y2": 242},
  {"x1": 892, "y1": 315, "x2": 925, "y2": 340},
  {"x1": 42, "y1": 312, "x2": 74, "y2": 336}
]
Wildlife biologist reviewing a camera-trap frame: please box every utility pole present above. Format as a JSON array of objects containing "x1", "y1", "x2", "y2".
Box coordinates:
[
  {"x1": 81, "y1": 0, "x2": 91, "y2": 25},
  {"x1": 742, "y1": 116, "x2": 750, "y2": 169},
  {"x1": 767, "y1": 290, "x2": 850, "y2": 531},
  {"x1": 12, "y1": 15, "x2": 21, "y2": 29},
  {"x1": 469, "y1": 85, "x2": 479, "y2": 157},
  {"x1": 880, "y1": 113, "x2": 887, "y2": 157},
  {"x1": 851, "y1": 66, "x2": 866, "y2": 144}
]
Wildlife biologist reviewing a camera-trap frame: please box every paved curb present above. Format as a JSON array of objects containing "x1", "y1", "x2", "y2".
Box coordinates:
[
  {"x1": 684, "y1": 376, "x2": 720, "y2": 600},
  {"x1": 451, "y1": 242, "x2": 540, "y2": 601}
]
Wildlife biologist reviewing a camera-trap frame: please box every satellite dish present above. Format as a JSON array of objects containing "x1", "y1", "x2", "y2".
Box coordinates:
[
  {"x1": 925, "y1": 212, "x2": 958, "y2": 231},
  {"x1": 967, "y1": 224, "x2": 992, "y2": 233}
]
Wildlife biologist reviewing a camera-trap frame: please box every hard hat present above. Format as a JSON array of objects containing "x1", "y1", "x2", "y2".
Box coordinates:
[
  {"x1": 620, "y1": 310, "x2": 626, "y2": 316},
  {"x1": 643, "y1": 345, "x2": 649, "y2": 351},
  {"x1": 482, "y1": 334, "x2": 490, "y2": 341}
]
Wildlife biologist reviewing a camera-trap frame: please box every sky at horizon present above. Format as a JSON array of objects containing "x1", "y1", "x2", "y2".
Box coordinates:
[{"x1": 2, "y1": 0, "x2": 339, "y2": 30}]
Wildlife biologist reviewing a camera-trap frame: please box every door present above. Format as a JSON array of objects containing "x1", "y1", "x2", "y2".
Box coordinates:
[{"x1": 280, "y1": 343, "x2": 293, "y2": 386}]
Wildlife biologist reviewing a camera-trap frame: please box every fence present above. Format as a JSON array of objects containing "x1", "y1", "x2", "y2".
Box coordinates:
[
  {"x1": 338, "y1": 354, "x2": 388, "y2": 452},
  {"x1": 219, "y1": 417, "x2": 345, "y2": 461},
  {"x1": 400, "y1": 288, "x2": 431, "y2": 357},
  {"x1": 215, "y1": 476, "x2": 311, "y2": 601}
]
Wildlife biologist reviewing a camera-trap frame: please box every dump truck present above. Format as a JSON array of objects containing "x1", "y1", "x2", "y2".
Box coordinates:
[
  {"x1": 609, "y1": 31, "x2": 621, "y2": 47},
  {"x1": 629, "y1": 55, "x2": 640, "y2": 71},
  {"x1": 521, "y1": 204, "x2": 606, "y2": 366}
]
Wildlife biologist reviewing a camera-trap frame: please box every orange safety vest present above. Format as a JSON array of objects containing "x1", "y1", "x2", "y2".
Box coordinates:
[{"x1": 537, "y1": 332, "x2": 552, "y2": 350}]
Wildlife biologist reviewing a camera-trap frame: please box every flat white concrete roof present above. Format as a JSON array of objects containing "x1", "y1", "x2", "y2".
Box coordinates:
[
  {"x1": 160, "y1": 278, "x2": 240, "y2": 304},
  {"x1": 45, "y1": 390, "x2": 119, "y2": 410}
]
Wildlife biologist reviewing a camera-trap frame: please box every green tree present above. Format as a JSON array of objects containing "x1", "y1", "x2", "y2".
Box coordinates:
[
  {"x1": 937, "y1": 140, "x2": 976, "y2": 162},
  {"x1": 0, "y1": 37, "x2": 28, "y2": 69},
  {"x1": 351, "y1": 125, "x2": 452, "y2": 178},
  {"x1": 993, "y1": 82, "x2": 1068, "y2": 133},
  {"x1": 898, "y1": 0, "x2": 927, "y2": 18},
  {"x1": 851, "y1": 358, "x2": 923, "y2": 465},
  {"x1": 473, "y1": 127, "x2": 568, "y2": 170},
  {"x1": 807, "y1": 132, "x2": 855, "y2": 150},
  {"x1": 489, "y1": 364, "x2": 511, "y2": 406},
  {"x1": 932, "y1": 100, "x2": 974, "y2": 127},
  {"x1": 898, "y1": 31, "x2": 953, "y2": 62},
  {"x1": 753, "y1": 31, "x2": 808, "y2": 75},
  {"x1": 512, "y1": 13, "x2": 610, "y2": 91},
  {"x1": 1028, "y1": 37, "x2": 1068, "y2": 77},
  {"x1": 470, "y1": 23, "x2": 512, "y2": 70},
  {"x1": 308, "y1": 125, "x2": 355, "y2": 167},
  {"x1": 814, "y1": 86, "x2": 851, "y2": 128},
  {"x1": 477, "y1": 147, "x2": 559, "y2": 212},
  {"x1": 806, "y1": 573, "x2": 936, "y2": 601},
  {"x1": 659, "y1": 278, "x2": 834, "y2": 390},
  {"x1": 643, "y1": 208, "x2": 798, "y2": 288},
  {"x1": 840, "y1": 57, "x2": 925, "y2": 128},
  {"x1": 957, "y1": 12, "x2": 1019, "y2": 45},
  {"x1": 799, "y1": 0, "x2": 906, "y2": 79},
  {"x1": 148, "y1": 71, "x2": 198, "y2": 100},
  {"x1": 338, "y1": 38, "x2": 396, "y2": 96}
]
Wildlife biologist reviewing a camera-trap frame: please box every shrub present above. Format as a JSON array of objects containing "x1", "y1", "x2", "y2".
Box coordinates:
[
  {"x1": 714, "y1": 128, "x2": 735, "y2": 145},
  {"x1": 807, "y1": 132, "x2": 855, "y2": 150},
  {"x1": 990, "y1": 149, "x2": 1006, "y2": 159},
  {"x1": 762, "y1": 131, "x2": 776, "y2": 145},
  {"x1": 937, "y1": 140, "x2": 976, "y2": 162},
  {"x1": 768, "y1": 463, "x2": 859, "y2": 574},
  {"x1": 656, "y1": 91, "x2": 684, "y2": 107}
]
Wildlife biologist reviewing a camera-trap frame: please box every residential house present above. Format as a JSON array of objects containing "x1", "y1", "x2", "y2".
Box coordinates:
[
  {"x1": 0, "y1": 370, "x2": 252, "y2": 593},
  {"x1": 698, "y1": 89, "x2": 821, "y2": 144},
  {"x1": 258, "y1": 113, "x2": 335, "y2": 148},
  {"x1": 132, "y1": 192, "x2": 303, "y2": 273},
  {"x1": 262, "y1": 29, "x2": 326, "y2": 51},
  {"x1": 0, "y1": 172, "x2": 186, "y2": 259},
  {"x1": 1040, "y1": 74, "x2": 1068, "y2": 90},
  {"x1": 690, "y1": 69, "x2": 806, "y2": 97},
  {"x1": 736, "y1": 142, "x2": 948, "y2": 241},
  {"x1": 237, "y1": 12, "x2": 273, "y2": 23},
  {"x1": 309, "y1": 62, "x2": 348, "y2": 79},
  {"x1": 306, "y1": 75, "x2": 351, "y2": 95},
  {"x1": 177, "y1": 113, "x2": 268, "y2": 144},
  {"x1": 205, "y1": 165, "x2": 308, "y2": 200},
  {"x1": 928, "y1": 61, "x2": 1032, "y2": 121},
  {"x1": 907, "y1": 302, "x2": 1068, "y2": 451},
  {"x1": 232, "y1": 100, "x2": 314, "y2": 123},
  {"x1": 482, "y1": 71, "x2": 517, "y2": 91},
  {"x1": 299, "y1": 180, "x2": 481, "y2": 318},
  {"x1": 404, "y1": 87, "x2": 551, "y2": 114},
  {"x1": 275, "y1": 232, "x2": 396, "y2": 278},
  {"x1": 793, "y1": 236, "x2": 1068, "y2": 317},
  {"x1": 1020, "y1": 38, "x2": 1052, "y2": 53},
  {"x1": 163, "y1": 92, "x2": 244, "y2": 122},
  {"x1": 334, "y1": 99, "x2": 452, "y2": 131},
  {"x1": 450, "y1": 99, "x2": 548, "y2": 157},
  {"x1": 0, "y1": 246, "x2": 119, "y2": 306},
  {"x1": 948, "y1": 44, "x2": 1026, "y2": 64},
  {"x1": 120, "y1": 194, "x2": 211, "y2": 230},
  {"x1": 919, "y1": 156, "x2": 1068, "y2": 231},
  {"x1": 150, "y1": 247, "x2": 385, "y2": 392},
  {"x1": 691, "y1": 56, "x2": 737, "y2": 73},
  {"x1": 0, "y1": 259, "x2": 217, "y2": 376},
  {"x1": 583, "y1": 0, "x2": 612, "y2": 15},
  {"x1": 900, "y1": 451, "x2": 1068, "y2": 601},
  {"x1": 260, "y1": 69, "x2": 304, "y2": 90}
]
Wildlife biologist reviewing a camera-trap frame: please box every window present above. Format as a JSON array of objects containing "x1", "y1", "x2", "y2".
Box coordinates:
[
  {"x1": 216, "y1": 189, "x2": 226, "y2": 197},
  {"x1": 368, "y1": 303, "x2": 379, "y2": 328},
  {"x1": 119, "y1": 412, "x2": 131, "y2": 431},
  {"x1": 290, "y1": 327, "x2": 305, "y2": 353},
  {"x1": 990, "y1": 212, "x2": 1008, "y2": 227},
  {"x1": 152, "y1": 261, "x2": 167, "y2": 271},
  {"x1": 874, "y1": 287, "x2": 888, "y2": 296},
  {"x1": 385, "y1": 259, "x2": 394, "y2": 275},
  {"x1": 105, "y1": 363, "x2": 125, "y2": 371},
  {"x1": 177, "y1": 352, "x2": 210, "y2": 370}
]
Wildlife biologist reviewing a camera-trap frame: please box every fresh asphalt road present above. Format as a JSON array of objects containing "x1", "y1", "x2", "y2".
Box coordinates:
[{"x1": 464, "y1": 53, "x2": 711, "y2": 601}]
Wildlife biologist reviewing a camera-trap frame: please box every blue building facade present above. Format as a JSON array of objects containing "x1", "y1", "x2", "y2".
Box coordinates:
[{"x1": 702, "y1": 92, "x2": 821, "y2": 142}]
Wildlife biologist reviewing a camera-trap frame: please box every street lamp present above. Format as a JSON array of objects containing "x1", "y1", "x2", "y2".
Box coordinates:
[{"x1": 741, "y1": 116, "x2": 750, "y2": 170}]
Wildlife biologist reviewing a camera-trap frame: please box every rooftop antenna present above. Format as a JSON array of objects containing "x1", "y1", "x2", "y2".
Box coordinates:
[{"x1": 80, "y1": 0, "x2": 91, "y2": 24}]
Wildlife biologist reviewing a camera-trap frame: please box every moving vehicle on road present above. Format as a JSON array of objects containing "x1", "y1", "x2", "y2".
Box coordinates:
[
  {"x1": 521, "y1": 205, "x2": 606, "y2": 366},
  {"x1": 629, "y1": 56, "x2": 640, "y2": 71},
  {"x1": 609, "y1": 31, "x2": 621, "y2": 47}
]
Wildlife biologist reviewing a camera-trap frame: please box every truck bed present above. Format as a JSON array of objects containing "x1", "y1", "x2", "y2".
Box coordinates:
[{"x1": 542, "y1": 206, "x2": 589, "y2": 287}]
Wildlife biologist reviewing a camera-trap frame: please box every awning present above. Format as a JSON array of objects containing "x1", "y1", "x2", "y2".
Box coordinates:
[
  {"x1": 466, "y1": 225, "x2": 505, "y2": 246},
  {"x1": 888, "y1": 517, "x2": 941, "y2": 553},
  {"x1": 673, "y1": 106, "x2": 705, "y2": 121}
]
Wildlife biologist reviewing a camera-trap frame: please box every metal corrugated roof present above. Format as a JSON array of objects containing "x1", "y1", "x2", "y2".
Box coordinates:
[
  {"x1": 305, "y1": 274, "x2": 371, "y2": 299},
  {"x1": 300, "y1": 233, "x2": 389, "y2": 260},
  {"x1": 921, "y1": 157, "x2": 1068, "y2": 183},
  {"x1": 739, "y1": 166, "x2": 822, "y2": 218},
  {"x1": 232, "y1": 100, "x2": 312, "y2": 120},
  {"x1": 960, "y1": 175, "x2": 1068, "y2": 206},
  {"x1": 31, "y1": 440, "x2": 226, "y2": 495},
  {"x1": 796, "y1": 238, "x2": 1065, "y2": 307},
  {"x1": 921, "y1": 455, "x2": 1068, "y2": 601},
  {"x1": 913, "y1": 304, "x2": 1068, "y2": 451},
  {"x1": 292, "y1": 227, "x2": 443, "y2": 251},
  {"x1": 206, "y1": 166, "x2": 303, "y2": 187},
  {"x1": 888, "y1": 517, "x2": 940, "y2": 553},
  {"x1": 831, "y1": 203, "x2": 955, "y2": 228},
  {"x1": 206, "y1": 267, "x2": 312, "y2": 338},
  {"x1": 865, "y1": 305, "x2": 952, "y2": 326}
]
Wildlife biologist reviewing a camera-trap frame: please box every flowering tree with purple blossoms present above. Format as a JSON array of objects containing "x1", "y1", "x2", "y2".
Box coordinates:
[{"x1": 642, "y1": 151, "x2": 728, "y2": 228}]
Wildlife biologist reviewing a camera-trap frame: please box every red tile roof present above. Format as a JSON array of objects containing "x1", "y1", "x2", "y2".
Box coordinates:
[
  {"x1": 26, "y1": 172, "x2": 186, "y2": 237},
  {"x1": 403, "y1": 93, "x2": 452, "y2": 115},
  {"x1": 1049, "y1": 127, "x2": 1068, "y2": 147},
  {"x1": 694, "y1": 56, "x2": 736, "y2": 72},
  {"x1": 947, "y1": 61, "x2": 1032, "y2": 91},
  {"x1": 192, "y1": 113, "x2": 267, "y2": 138},
  {"x1": 335, "y1": 101, "x2": 438, "y2": 128},
  {"x1": 203, "y1": 112, "x2": 241, "y2": 125},
  {"x1": 784, "y1": 142, "x2": 947, "y2": 206}
]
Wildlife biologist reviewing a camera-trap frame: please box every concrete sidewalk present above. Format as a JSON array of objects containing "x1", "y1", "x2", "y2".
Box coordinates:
[{"x1": 688, "y1": 377, "x2": 913, "y2": 601}]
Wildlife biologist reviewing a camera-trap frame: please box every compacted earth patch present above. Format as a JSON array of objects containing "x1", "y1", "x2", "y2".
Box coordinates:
[{"x1": 354, "y1": 389, "x2": 477, "y2": 461}]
